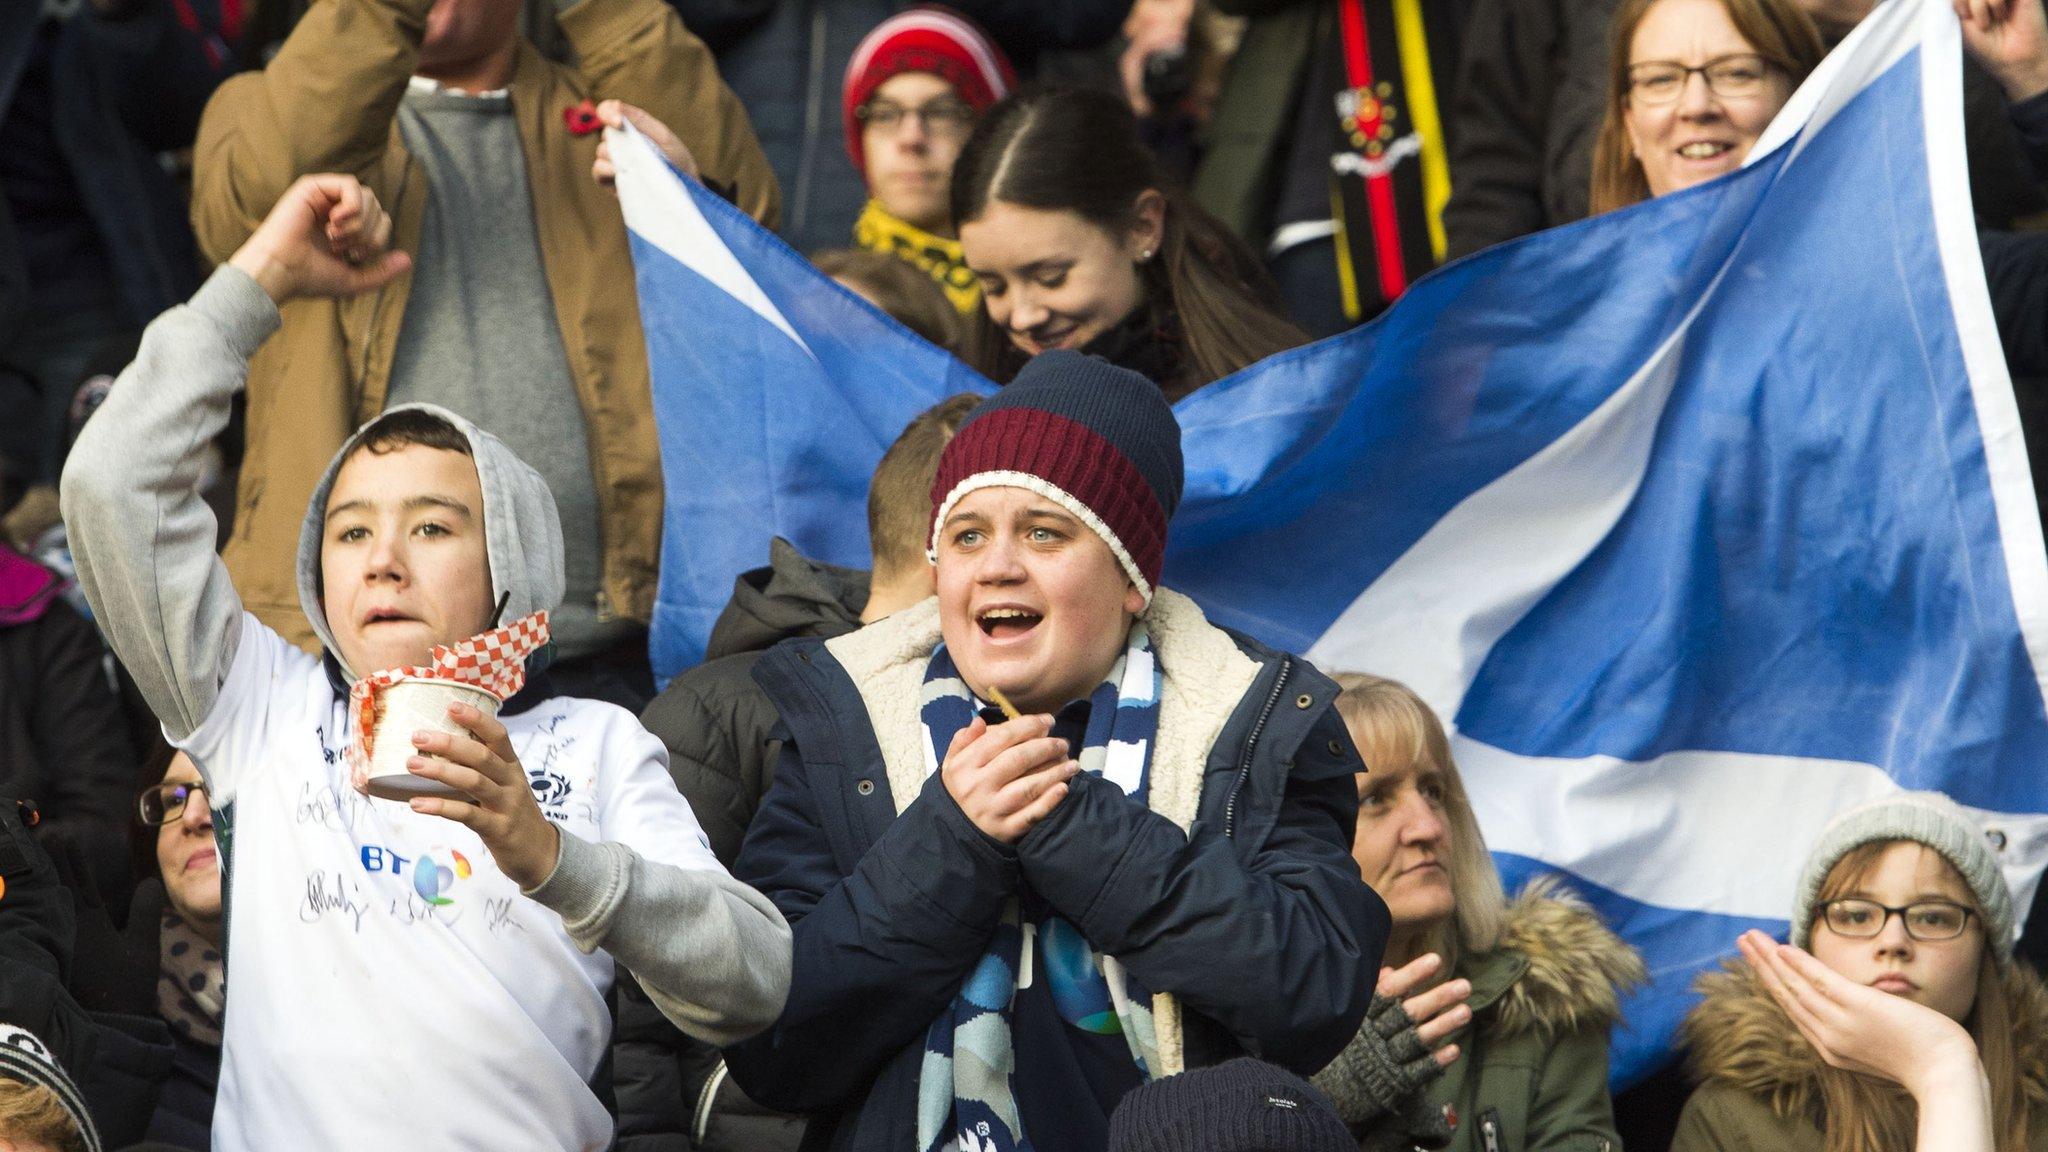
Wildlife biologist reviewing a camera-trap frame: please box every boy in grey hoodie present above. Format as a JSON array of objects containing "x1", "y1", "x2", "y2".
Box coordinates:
[{"x1": 59, "y1": 174, "x2": 792, "y2": 1152}]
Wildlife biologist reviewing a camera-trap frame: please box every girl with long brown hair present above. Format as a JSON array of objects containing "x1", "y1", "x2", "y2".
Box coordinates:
[
  {"x1": 1675, "y1": 792, "x2": 2048, "y2": 1152},
  {"x1": 949, "y1": 87, "x2": 1308, "y2": 402}
]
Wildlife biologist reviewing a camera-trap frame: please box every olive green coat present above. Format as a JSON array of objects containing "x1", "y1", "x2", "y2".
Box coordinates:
[
  {"x1": 1671, "y1": 959, "x2": 2048, "y2": 1151},
  {"x1": 1319, "y1": 882, "x2": 1644, "y2": 1151}
]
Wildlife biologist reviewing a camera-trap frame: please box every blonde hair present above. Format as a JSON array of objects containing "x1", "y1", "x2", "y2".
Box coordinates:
[
  {"x1": 0, "y1": 1080, "x2": 87, "y2": 1152},
  {"x1": 1807, "y1": 841, "x2": 2032, "y2": 1152},
  {"x1": 1588, "y1": 0, "x2": 1825, "y2": 214},
  {"x1": 1331, "y1": 673, "x2": 1507, "y2": 966}
]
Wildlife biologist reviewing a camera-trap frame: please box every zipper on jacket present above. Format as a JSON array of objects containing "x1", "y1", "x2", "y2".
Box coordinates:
[
  {"x1": 1223, "y1": 654, "x2": 1291, "y2": 839},
  {"x1": 1479, "y1": 1106, "x2": 1503, "y2": 1152},
  {"x1": 692, "y1": 1058, "x2": 729, "y2": 1142}
]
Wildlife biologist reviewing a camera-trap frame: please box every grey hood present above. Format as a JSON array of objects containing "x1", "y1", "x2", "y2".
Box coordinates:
[{"x1": 296, "y1": 402, "x2": 566, "y2": 681}]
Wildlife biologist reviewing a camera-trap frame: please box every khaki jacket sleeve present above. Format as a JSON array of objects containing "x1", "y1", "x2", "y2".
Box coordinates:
[
  {"x1": 1668, "y1": 1085, "x2": 1766, "y2": 1152},
  {"x1": 554, "y1": 0, "x2": 781, "y2": 228},
  {"x1": 190, "y1": 0, "x2": 435, "y2": 264},
  {"x1": 1524, "y1": 1028, "x2": 1623, "y2": 1151}
]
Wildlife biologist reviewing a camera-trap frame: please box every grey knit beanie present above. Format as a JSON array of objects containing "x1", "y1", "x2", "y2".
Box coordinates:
[
  {"x1": 0, "y1": 1023, "x2": 101, "y2": 1152},
  {"x1": 1789, "y1": 790, "x2": 2015, "y2": 963}
]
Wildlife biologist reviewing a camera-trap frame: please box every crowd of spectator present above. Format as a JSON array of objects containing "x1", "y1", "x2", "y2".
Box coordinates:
[{"x1": 2, "y1": 0, "x2": 2046, "y2": 1149}]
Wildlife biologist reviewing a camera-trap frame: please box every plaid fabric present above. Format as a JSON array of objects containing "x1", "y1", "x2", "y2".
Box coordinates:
[
  {"x1": 914, "y1": 624, "x2": 1162, "y2": 1152},
  {"x1": 346, "y1": 611, "x2": 551, "y2": 771}
]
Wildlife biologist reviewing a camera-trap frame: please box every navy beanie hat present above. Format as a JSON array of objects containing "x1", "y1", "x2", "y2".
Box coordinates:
[
  {"x1": 1107, "y1": 1058, "x2": 1356, "y2": 1152},
  {"x1": 928, "y1": 350, "x2": 1183, "y2": 603}
]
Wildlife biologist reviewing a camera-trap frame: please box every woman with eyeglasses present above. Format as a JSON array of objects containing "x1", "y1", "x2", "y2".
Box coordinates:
[
  {"x1": 1673, "y1": 792, "x2": 2047, "y2": 1152},
  {"x1": 133, "y1": 748, "x2": 225, "y2": 1149},
  {"x1": 1587, "y1": 0, "x2": 2048, "y2": 398},
  {"x1": 1587, "y1": 0, "x2": 1825, "y2": 213},
  {"x1": 950, "y1": 87, "x2": 1309, "y2": 402}
]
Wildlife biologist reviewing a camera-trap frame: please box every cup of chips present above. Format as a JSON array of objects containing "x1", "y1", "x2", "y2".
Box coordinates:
[
  {"x1": 359, "y1": 677, "x2": 501, "y2": 801},
  {"x1": 347, "y1": 611, "x2": 550, "y2": 801}
]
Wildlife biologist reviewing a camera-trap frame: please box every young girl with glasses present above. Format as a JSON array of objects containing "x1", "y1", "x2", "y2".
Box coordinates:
[{"x1": 1673, "y1": 791, "x2": 2048, "y2": 1152}]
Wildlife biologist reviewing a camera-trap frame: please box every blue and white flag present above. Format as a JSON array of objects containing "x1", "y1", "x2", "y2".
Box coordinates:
[
  {"x1": 616, "y1": 0, "x2": 2048, "y2": 1082},
  {"x1": 609, "y1": 141, "x2": 994, "y2": 678}
]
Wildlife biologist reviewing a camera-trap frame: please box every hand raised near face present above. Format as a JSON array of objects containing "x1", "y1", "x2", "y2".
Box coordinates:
[
  {"x1": 939, "y1": 713, "x2": 1079, "y2": 844},
  {"x1": 227, "y1": 175, "x2": 411, "y2": 305},
  {"x1": 1377, "y1": 952, "x2": 1472, "y2": 1070},
  {"x1": 1737, "y1": 929, "x2": 1981, "y2": 1096}
]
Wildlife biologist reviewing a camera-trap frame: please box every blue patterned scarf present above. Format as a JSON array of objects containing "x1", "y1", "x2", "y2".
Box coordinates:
[{"x1": 915, "y1": 624, "x2": 1163, "y2": 1152}]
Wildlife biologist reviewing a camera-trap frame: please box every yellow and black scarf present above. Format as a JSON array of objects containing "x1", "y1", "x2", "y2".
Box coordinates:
[{"x1": 853, "y1": 200, "x2": 980, "y2": 315}]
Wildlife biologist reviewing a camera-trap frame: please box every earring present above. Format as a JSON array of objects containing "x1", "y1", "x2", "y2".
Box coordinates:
[{"x1": 1138, "y1": 249, "x2": 1154, "y2": 262}]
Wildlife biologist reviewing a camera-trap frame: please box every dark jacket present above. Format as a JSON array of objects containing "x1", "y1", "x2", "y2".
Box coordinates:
[
  {"x1": 0, "y1": 0, "x2": 234, "y2": 335},
  {"x1": 616, "y1": 537, "x2": 865, "y2": 1152},
  {"x1": 979, "y1": 303, "x2": 1207, "y2": 400},
  {"x1": 641, "y1": 537, "x2": 870, "y2": 866},
  {"x1": 1192, "y1": 0, "x2": 1322, "y2": 244},
  {"x1": 0, "y1": 552, "x2": 136, "y2": 908},
  {"x1": 1316, "y1": 883, "x2": 1644, "y2": 1152},
  {"x1": 1192, "y1": 0, "x2": 1469, "y2": 260},
  {"x1": 724, "y1": 590, "x2": 1387, "y2": 1151},
  {"x1": 0, "y1": 800, "x2": 175, "y2": 1148},
  {"x1": 695, "y1": 0, "x2": 1128, "y2": 256},
  {"x1": 124, "y1": 882, "x2": 222, "y2": 1151},
  {"x1": 1981, "y1": 92, "x2": 2048, "y2": 547},
  {"x1": 1439, "y1": 0, "x2": 2046, "y2": 258},
  {"x1": 1670, "y1": 959, "x2": 2048, "y2": 1150}
]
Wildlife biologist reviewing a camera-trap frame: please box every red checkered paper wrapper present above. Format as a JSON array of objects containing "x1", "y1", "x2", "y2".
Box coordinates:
[{"x1": 346, "y1": 611, "x2": 551, "y2": 792}]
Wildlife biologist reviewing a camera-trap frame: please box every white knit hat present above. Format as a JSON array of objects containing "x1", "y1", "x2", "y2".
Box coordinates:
[{"x1": 1789, "y1": 790, "x2": 2015, "y2": 963}]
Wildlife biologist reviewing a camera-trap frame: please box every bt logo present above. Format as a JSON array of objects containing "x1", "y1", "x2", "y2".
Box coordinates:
[{"x1": 360, "y1": 845, "x2": 474, "y2": 906}]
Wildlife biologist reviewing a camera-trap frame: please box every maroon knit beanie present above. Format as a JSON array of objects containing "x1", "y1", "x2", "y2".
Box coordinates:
[
  {"x1": 929, "y1": 351, "x2": 1183, "y2": 604},
  {"x1": 842, "y1": 6, "x2": 1017, "y2": 177}
]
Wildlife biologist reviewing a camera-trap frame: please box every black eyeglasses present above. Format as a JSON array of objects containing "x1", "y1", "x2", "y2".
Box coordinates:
[
  {"x1": 1818, "y1": 898, "x2": 1977, "y2": 942},
  {"x1": 1627, "y1": 54, "x2": 1781, "y2": 105},
  {"x1": 137, "y1": 781, "x2": 209, "y2": 827},
  {"x1": 855, "y1": 98, "x2": 978, "y2": 138}
]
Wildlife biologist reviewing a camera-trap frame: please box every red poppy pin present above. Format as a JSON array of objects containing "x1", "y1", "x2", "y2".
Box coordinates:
[{"x1": 564, "y1": 99, "x2": 601, "y2": 136}]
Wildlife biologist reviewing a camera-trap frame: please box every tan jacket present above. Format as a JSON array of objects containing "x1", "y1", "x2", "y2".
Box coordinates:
[
  {"x1": 1672, "y1": 959, "x2": 2048, "y2": 1150},
  {"x1": 191, "y1": 0, "x2": 779, "y2": 650}
]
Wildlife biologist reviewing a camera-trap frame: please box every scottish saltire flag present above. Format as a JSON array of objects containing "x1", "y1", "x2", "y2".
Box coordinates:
[
  {"x1": 609, "y1": 139, "x2": 995, "y2": 679},
  {"x1": 616, "y1": 0, "x2": 2048, "y2": 1082}
]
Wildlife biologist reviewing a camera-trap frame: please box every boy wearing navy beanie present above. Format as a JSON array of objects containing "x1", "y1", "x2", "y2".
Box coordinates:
[{"x1": 728, "y1": 351, "x2": 1387, "y2": 1151}]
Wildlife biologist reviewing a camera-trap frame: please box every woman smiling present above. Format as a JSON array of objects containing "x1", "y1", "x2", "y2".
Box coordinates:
[
  {"x1": 951, "y1": 88, "x2": 1308, "y2": 401},
  {"x1": 1590, "y1": 0, "x2": 1825, "y2": 212}
]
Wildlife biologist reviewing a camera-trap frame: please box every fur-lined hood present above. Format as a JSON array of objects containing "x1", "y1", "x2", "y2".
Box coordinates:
[
  {"x1": 1682, "y1": 953, "x2": 2048, "y2": 1119},
  {"x1": 1471, "y1": 879, "x2": 1646, "y2": 1040},
  {"x1": 822, "y1": 587, "x2": 1261, "y2": 838}
]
